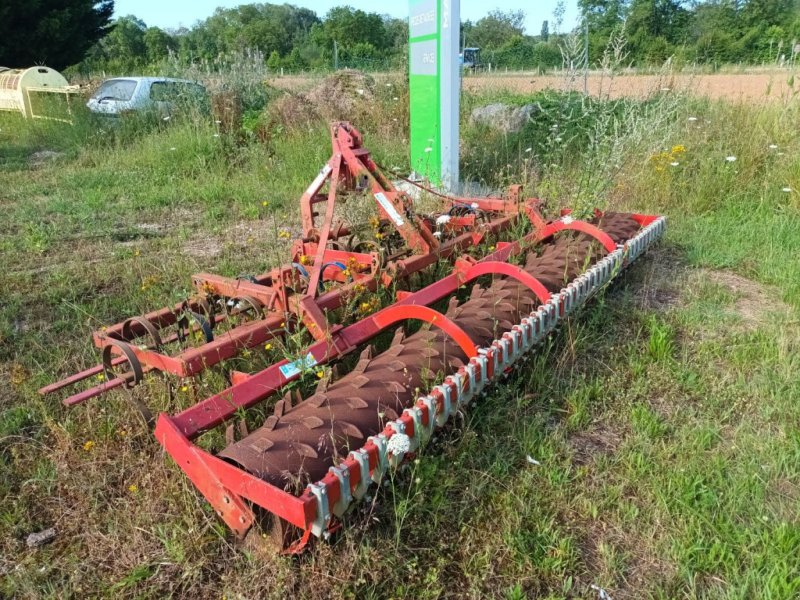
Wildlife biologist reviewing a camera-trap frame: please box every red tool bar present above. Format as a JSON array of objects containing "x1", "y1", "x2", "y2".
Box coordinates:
[
  {"x1": 38, "y1": 355, "x2": 128, "y2": 395},
  {"x1": 191, "y1": 273, "x2": 277, "y2": 306},
  {"x1": 178, "y1": 316, "x2": 284, "y2": 376},
  {"x1": 63, "y1": 371, "x2": 149, "y2": 406},
  {"x1": 154, "y1": 415, "x2": 315, "y2": 532}
]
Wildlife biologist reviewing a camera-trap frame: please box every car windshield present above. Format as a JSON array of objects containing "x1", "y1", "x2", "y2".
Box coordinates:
[{"x1": 93, "y1": 79, "x2": 138, "y2": 102}]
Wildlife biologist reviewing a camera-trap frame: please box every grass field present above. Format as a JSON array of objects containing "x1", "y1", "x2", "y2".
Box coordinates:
[{"x1": 1, "y1": 74, "x2": 799, "y2": 599}]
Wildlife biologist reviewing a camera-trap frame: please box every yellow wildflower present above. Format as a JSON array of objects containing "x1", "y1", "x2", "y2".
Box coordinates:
[
  {"x1": 10, "y1": 364, "x2": 28, "y2": 386},
  {"x1": 83, "y1": 440, "x2": 95, "y2": 452},
  {"x1": 299, "y1": 254, "x2": 311, "y2": 265},
  {"x1": 316, "y1": 370, "x2": 325, "y2": 379},
  {"x1": 278, "y1": 229, "x2": 291, "y2": 239},
  {"x1": 264, "y1": 343, "x2": 272, "y2": 351},
  {"x1": 374, "y1": 232, "x2": 384, "y2": 240},
  {"x1": 180, "y1": 385, "x2": 189, "y2": 392},
  {"x1": 128, "y1": 484, "x2": 138, "y2": 493},
  {"x1": 262, "y1": 200, "x2": 269, "y2": 207},
  {"x1": 671, "y1": 144, "x2": 686, "y2": 155}
]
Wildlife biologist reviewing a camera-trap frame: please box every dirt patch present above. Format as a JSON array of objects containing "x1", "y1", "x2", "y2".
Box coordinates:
[
  {"x1": 702, "y1": 269, "x2": 790, "y2": 328},
  {"x1": 307, "y1": 69, "x2": 376, "y2": 122},
  {"x1": 575, "y1": 522, "x2": 677, "y2": 600},
  {"x1": 631, "y1": 246, "x2": 790, "y2": 328},
  {"x1": 181, "y1": 236, "x2": 224, "y2": 260},
  {"x1": 570, "y1": 424, "x2": 621, "y2": 465},
  {"x1": 461, "y1": 71, "x2": 797, "y2": 103}
]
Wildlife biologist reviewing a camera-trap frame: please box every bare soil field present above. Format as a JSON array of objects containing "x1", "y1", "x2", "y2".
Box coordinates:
[
  {"x1": 463, "y1": 72, "x2": 798, "y2": 102},
  {"x1": 271, "y1": 71, "x2": 799, "y2": 103}
]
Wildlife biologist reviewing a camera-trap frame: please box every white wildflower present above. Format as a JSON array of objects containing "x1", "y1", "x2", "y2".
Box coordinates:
[
  {"x1": 670, "y1": 161, "x2": 679, "y2": 167},
  {"x1": 688, "y1": 116, "x2": 698, "y2": 121},
  {"x1": 725, "y1": 156, "x2": 736, "y2": 162},
  {"x1": 782, "y1": 187, "x2": 792, "y2": 193},
  {"x1": 769, "y1": 144, "x2": 778, "y2": 149},
  {"x1": 526, "y1": 455, "x2": 540, "y2": 466},
  {"x1": 387, "y1": 433, "x2": 411, "y2": 456}
]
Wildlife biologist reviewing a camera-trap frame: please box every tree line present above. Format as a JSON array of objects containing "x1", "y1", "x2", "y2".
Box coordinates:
[
  {"x1": 1, "y1": 1, "x2": 799, "y2": 74},
  {"x1": 581, "y1": 0, "x2": 800, "y2": 66}
]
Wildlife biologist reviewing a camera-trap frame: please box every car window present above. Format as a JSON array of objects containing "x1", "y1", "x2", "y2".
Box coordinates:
[
  {"x1": 94, "y1": 79, "x2": 137, "y2": 101},
  {"x1": 150, "y1": 81, "x2": 206, "y2": 102},
  {"x1": 149, "y1": 81, "x2": 174, "y2": 101}
]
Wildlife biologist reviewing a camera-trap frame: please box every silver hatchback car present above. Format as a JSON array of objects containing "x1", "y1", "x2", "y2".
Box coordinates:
[{"x1": 86, "y1": 76, "x2": 206, "y2": 116}]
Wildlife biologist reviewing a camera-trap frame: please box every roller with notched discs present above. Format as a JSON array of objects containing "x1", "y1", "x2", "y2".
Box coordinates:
[{"x1": 43, "y1": 122, "x2": 665, "y2": 552}]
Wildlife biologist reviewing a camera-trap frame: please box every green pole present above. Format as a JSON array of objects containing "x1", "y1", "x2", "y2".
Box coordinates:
[{"x1": 408, "y1": 0, "x2": 459, "y2": 190}]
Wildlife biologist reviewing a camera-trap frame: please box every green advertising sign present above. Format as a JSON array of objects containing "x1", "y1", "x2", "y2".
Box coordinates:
[{"x1": 408, "y1": 0, "x2": 459, "y2": 190}]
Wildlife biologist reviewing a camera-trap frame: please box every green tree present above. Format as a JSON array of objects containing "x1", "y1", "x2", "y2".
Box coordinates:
[
  {"x1": 0, "y1": 0, "x2": 113, "y2": 70},
  {"x1": 579, "y1": 0, "x2": 627, "y2": 61},
  {"x1": 99, "y1": 16, "x2": 147, "y2": 70},
  {"x1": 187, "y1": 4, "x2": 319, "y2": 59},
  {"x1": 266, "y1": 49, "x2": 281, "y2": 70},
  {"x1": 627, "y1": 0, "x2": 690, "y2": 63},
  {"x1": 313, "y1": 7, "x2": 388, "y2": 54},
  {"x1": 143, "y1": 27, "x2": 176, "y2": 63},
  {"x1": 741, "y1": 0, "x2": 796, "y2": 29},
  {"x1": 471, "y1": 9, "x2": 526, "y2": 50},
  {"x1": 541, "y1": 20, "x2": 550, "y2": 41}
]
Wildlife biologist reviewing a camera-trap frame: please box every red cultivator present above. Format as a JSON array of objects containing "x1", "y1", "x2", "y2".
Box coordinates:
[{"x1": 43, "y1": 122, "x2": 665, "y2": 552}]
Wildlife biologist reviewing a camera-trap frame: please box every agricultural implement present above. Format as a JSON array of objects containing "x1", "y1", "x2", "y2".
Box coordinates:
[{"x1": 42, "y1": 122, "x2": 665, "y2": 552}]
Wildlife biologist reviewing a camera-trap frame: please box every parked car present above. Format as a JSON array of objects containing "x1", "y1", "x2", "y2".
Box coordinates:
[{"x1": 86, "y1": 77, "x2": 207, "y2": 116}]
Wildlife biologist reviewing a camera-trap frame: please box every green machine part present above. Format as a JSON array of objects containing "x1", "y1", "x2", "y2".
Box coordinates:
[{"x1": 408, "y1": 0, "x2": 459, "y2": 190}]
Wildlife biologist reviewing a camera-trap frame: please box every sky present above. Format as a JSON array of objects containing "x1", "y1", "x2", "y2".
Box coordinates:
[{"x1": 113, "y1": 0, "x2": 581, "y2": 35}]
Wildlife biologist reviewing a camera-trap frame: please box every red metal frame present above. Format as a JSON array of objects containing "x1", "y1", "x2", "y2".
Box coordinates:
[{"x1": 41, "y1": 119, "x2": 663, "y2": 552}]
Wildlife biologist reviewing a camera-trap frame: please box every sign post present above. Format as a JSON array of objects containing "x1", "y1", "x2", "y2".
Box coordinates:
[{"x1": 408, "y1": 0, "x2": 460, "y2": 191}]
